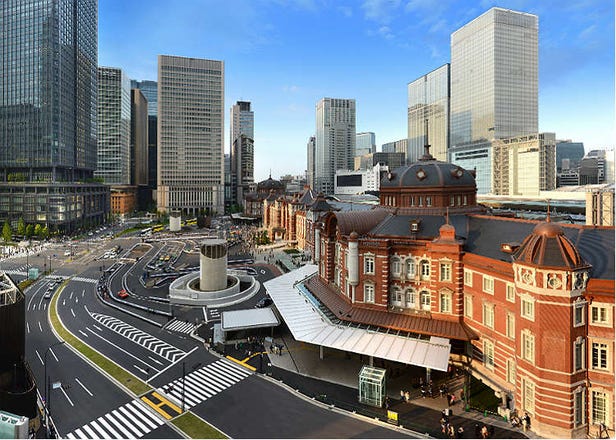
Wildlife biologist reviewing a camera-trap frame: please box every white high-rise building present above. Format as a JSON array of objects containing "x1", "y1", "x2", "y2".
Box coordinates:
[
  {"x1": 449, "y1": 8, "x2": 538, "y2": 193},
  {"x1": 157, "y1": 55, "x2": 224, "y2": 214},
  {"x1": 230, "y1": 101, "x2": 254, "y2": 206},
  {"x1": 314, "y1": 98, "x2": 356, "y2": 195},
  {"x1": 356, "y1": 132, "x2": 376, "y2": 156}
]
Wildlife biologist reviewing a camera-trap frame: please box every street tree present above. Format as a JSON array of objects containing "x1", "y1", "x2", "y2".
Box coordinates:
[
  {"x1": 17, "y1": 218, "x2": 25, "y2": 236},
  {"x1": 2, "y1": 221, "x2": 12, "y2": 243},
  {"x1": 25, "y1": 224, "x2": 34, "y2": 238}
]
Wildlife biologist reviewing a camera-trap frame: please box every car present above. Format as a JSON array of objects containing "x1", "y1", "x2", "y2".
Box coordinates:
[
  {"x1": 44, "y1": 286, "x2": 54, "y2": 299},
  {"x1": 117, "y1": 289, "x2": 129, "y2": 299},
  {"x1": 64, "y1": 250, "x2": 71, "y2": 256},
  {"x1": 255, "y1": 297, "x2": 273, "y2": 308},
  {"x1": 55, "y1": 276, "x2": 63, "y2": 282}
]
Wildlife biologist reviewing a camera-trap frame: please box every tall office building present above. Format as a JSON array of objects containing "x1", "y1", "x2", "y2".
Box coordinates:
[
  {"x1": 381, "y1": 139, "x2": 409, "y2": 156},
  {"x1": 314, "y1": 98, "x2": 356, "y2": 194},
  {"x1": 449, "y1": 8, "x2": 538, "y2": 193},
  {"x1": 0, "y1": 0, "x2": 108, "y2": 233},
  {"x1": 355, "y1": 132, "x2": 376, "y2": 156},
  {"x1": 307, "y1": 136, "x2": 316, "y2": 189},
  {"x1": 157, "y1": 55, "x2": 224, "y2": 214},
  {"x1": 132, "y1": 80, "x2": 158, "y2": 199},
  {"x1": 230, "y1": 101, "x2": 254, "y2": 206},
  {"x1": 97, "y1": 67, "x2": 131, "y2": 185},
  {"x1": 131, "y1": 88, "x2": 149, "y2": 210},
  {"x1": 408, "y1": 64, "x2": 450, "y2": 162}
]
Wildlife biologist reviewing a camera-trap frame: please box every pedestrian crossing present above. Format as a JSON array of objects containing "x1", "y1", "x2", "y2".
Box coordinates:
[
  {"x1": 208, "y1": 308, "x2": 221, "y2": 321},
  {"x1": 91, "y1": 313, "x2": 186, "y2": 362},
  {"x1": 65, "y1": 399, "x2": 163, "y2": 439},
  {"x1": 64, "y1": 359, "x2": 252, "y2": 439},
  {"x1": 164, "y1": 319, "x2": 196, "y2": 335},
  {"x1": 71, "y1": 276, "x2": 98, "y2": 284},
  {"x1": 161, "y1": 359, "x2": 251, "y2": 408},
  {"x1": 3, "y1": 269, "x2": 25, "y2": 277}
]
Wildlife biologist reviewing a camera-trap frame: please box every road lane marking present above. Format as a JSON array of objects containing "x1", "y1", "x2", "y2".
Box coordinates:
[
  {"x1": 133, "y1": 365, "x2": 149, "y2": 376},
  {"x1": 146, "y1": 346, "x2": 198, "y2": 383},
  {"x1": 43, "y1": 302, "x2": 47, "y2": 311},
  {"x1": 35, "y1": 350, "x2": 44, "y2": 366},
  {"x1": 63, "y1": 299, "x2": 66, "y2": 306},
  {"x1": 87, "y1": 329, "x2": 159, "y2": 372},
  {"x1": 147, "y1": 356, "x2": 164, "y2": 366},
  {"x1": 78, "y1": 330, "x2": 88, "y2": 338},
  {"x1": 75, "y1": 378, "x2": 93, "y2": 396},
  {"x1": 49, "y1": 347, "x2": 59, "y2": 362},
  {"x1": 75, "y1": 297, "x2": 79, "y2": 304},
  {"x1": 38, "y1": 321, "x2": 42, "y2": 332},
  {"x1": 71, "y1": 308, "x2": 75, "y2": 317},
  {"x1": 26, "y1": 322, "x2": 30, "y2": 334},
  {"x1": 93, "y1": 324, "x2": 103, "y2": 332},
  {"x1": 32, "y1": 304, "x2": 36, "y2": 311},
  {"x1": 82, "y1": 289, "x2": 84, "y2": 297},
  {"x1": 59, "y1": 385, "x2": 74, "y2": 406},
  {"x1": 202, "y1": 306, "x2": 208, "y2": 323},
  {"x1": 69, "y1": 291, "x2": 73, "y2": 300}
]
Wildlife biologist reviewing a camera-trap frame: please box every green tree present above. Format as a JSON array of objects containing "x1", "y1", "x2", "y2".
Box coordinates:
[
  {"x1": 25, "y1": 224, "x2": 34, "y2": 238},
  {"x1": 17, "y1": 218, "x2": 25, "y2": 236},
  {"x1": 2, "y1": 221, "x2": 12, "y2": 243},
  {"x1": 34, "y1": 224, "x2": 42, "y2": 238},
  {"x1": 41, "y1": 226, "x2": 49, "y2": 240}
]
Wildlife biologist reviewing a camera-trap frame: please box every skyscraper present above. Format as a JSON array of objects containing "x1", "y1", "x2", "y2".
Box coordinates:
[
  {"x1": 315, "y1": 98, "x2": 356, "y2": 195},
  {"x1": 408, "y1": 64, "x2": 450, "y2": 162},
  {"x1": 230, "y1": 101, "x2": 254, "y2": 207},
  {"x1": 157, "y1": 55, "x2": 224, "y2": 214},
  {"x1": 306, "y1": 136, "x2": 316, "y2": 189},
  {"x1": 131, "y1": 80, "x2": 158, "y2": 197},
  {"x1": 131, "y1": 88, "x2": 149, "y2": 210},
  {"x1": 0, "y1": 0, "x2": 108, "y2": 232},
  {"x1": 97, "y1": 67, "x2": 131, "y2": 185},
  {"x1": 450, "y1": 8, "x2": 538, "y2": 145},
  {"x1": 355, "y1": 132, "x2": 376, "y2": 157}
]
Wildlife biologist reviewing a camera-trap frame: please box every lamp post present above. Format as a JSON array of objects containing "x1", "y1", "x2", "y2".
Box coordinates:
[
  {"x1": 44, "y1": 341, "x2": 65, "y2": 435},
  {"x1": 181, "y1": 361, "x2": 186, "y2": 413}
]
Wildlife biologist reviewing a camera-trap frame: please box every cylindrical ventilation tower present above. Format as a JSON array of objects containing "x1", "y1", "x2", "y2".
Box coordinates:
[
  {"x1": 169, "y1": 210, "x2": 182, "y2": 232},
  {"x1": 200, "y1": 239, "x2": 227, "y2": 291},
  {"x1": 348, "y1": 231, "x2": 359, "y2": 286}
]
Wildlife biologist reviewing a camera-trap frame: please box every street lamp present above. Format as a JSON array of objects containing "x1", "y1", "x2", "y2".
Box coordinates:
[
  {"x1": 44, "y1": 341, "x2": 65, "y2": 435},
  {"x1": 181, "y1": 362, "x2": 186, "y2": 413}
]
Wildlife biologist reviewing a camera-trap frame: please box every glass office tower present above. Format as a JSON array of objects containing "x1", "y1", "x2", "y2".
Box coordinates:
[
  {"x1": 0, "y1": 0, "x2": 108, "y2": 232},
  {"x1": 408, "y1": 64, "x2": 450, "y2": 163},
  {"x1": 230, "y1": 101, "x2": 254, "y2": 206}
]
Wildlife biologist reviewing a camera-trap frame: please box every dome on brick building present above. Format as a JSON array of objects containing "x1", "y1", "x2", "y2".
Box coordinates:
[
  {"x1": 257, "y1": 174, "x2": 284, "y2": 193},
  {"x1": 513, "y1": 219, "x2": 585, "y2": 269}
]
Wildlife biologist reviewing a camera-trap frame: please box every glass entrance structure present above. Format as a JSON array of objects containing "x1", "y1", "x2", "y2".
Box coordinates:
[{"x1": 358, "y1": 366, "x2": 386, "y2": 408}]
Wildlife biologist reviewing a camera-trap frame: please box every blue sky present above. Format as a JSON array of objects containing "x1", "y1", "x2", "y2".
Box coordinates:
[{"x1": 99, "y1": 0, "x2": 614, "y2": 181}]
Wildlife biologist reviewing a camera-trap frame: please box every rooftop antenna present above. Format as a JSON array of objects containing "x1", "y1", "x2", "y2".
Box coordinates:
[
  {"x1": 269, "y1": 169, "x2": 272, "y2": 179},
  {"x1": 420, "y1": 118, "x2": 434, "y2": 161}
]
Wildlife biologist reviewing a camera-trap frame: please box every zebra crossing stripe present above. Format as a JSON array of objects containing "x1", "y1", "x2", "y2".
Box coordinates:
[
  {"x1": 111, "y1": 408, "x2": 143, "y2": 437},
  {"x1": 117, "y1": 405, "x2": 149, "y2": 435},
  {"x1": 206, "y1": 365, "x2": 238, "y2": 387},
  {"x1": 95, "y1": 415, "x2": 122, "y2": 439},
  {"x1": 210, "y1": 361, "x2": 248, "y2": 382},
  {"x1": 126, "y1": 401, "x2": 161, "y2": 430},
  {"x1": 73, "y1": 428, "x2": 86, "y2": 438},
  {"x1": 81, "y1": 423, "x2": 98, "y2": 439},
  {"x1": 192, "y1": 369, "x2": 227, "y2": 393},
  {"x1": 184, "y1": 374, "x2": 217, "y2": 398},
  {"x1": 89, "y1": 420, "x2": 108, "y2": 438},
  {"x1": 65, "y1": 433, "x2": 76, "y2": 439},
  {"x1": 220, "y1": 358, "x2": 252, "y2": 377},
  {"x1": 165, "y1": 320, "x2": 196, "y2": 334}
]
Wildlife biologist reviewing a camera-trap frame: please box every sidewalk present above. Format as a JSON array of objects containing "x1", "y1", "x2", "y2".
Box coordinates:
[{"x1": 260, "y1": 335, "x2": 533, "y2": 439}]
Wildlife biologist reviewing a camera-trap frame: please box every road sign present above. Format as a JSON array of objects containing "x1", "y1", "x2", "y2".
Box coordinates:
[{"x1": 52, "y1": 382, "x2": 62, "y2": 390}]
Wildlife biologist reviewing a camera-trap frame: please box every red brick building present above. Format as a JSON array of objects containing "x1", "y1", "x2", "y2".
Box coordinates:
[{"x1": 307, "y1": 150, "x2": 614, "y2": 438}]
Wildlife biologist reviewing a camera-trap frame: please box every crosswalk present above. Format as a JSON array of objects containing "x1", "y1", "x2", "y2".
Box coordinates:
[
  {"x1": 91, "y1": 313, "x2": 186, "y2": 362},
  {"x1": 3, "y1": 269, "x2": 26, "y2": 277},
  {"x1": 164, "y1": 319, "x2": 196, "y2": 335},
  {"x1": 71, "y1": 276, "x2": 98, "y2": 284},
  {"x1": 161, "y1": 359, "x2": 251, "y2": 408},
  {"x1": 65, "y1": 399, "x2": 163, "y2": 439},
  {"x1": 208, "y1": 308, "x2": 221, "y2": 322},
  {"x1": 64, "y1": 359, "x2": 252, "y2": 439}
]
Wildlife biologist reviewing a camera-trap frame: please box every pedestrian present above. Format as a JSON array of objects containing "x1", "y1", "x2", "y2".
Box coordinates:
[
  {"x1": 450, "y1": 394, "x2": 456, "y2": 406},
  {"x1": 448, "y1": 424, "x2": 455, "y2": 439},
  {"x1": 420, "y1": 385, "x2": 426, "y2": 398},
  {"x1": 400, "y1": 389, "x2": 405, "y2": 402},
  {"x1": 385, "y1": 396, "x2": 390, "y2": 410},
  {"x1": 404, "y1": 391, "x2": 410, "y2": 402},
  {"x1": 457, "y1": 426, "x2": 464, "y2": 439},
  {"x1": 481, "y1": 424, "x2": 488, "y2": 439}
]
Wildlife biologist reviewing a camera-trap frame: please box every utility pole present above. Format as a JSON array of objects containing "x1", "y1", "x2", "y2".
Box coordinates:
[
  {"x1": 182, "y1": 361, "x2": 186, "y2": 413},
  {"x1": 44, "y1": 341, "x2": 65, "y2": 436}
]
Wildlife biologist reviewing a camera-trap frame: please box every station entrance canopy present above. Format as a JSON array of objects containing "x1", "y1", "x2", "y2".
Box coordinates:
[{"x1": 264, "y1": 265, "x2": 451, "y2": 372}]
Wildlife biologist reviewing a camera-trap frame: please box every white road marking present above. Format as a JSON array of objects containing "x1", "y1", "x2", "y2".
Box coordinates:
[
  {"x1": 93, "y1": 324, "x2": 103, "y2": 332},
  {"x1": 82, "y1": 289, "x2": 84, "y2": 297},
  {"x1": 32, "y1": 303, "x2": 37, "y2": 311},
  {"x1": 50, "y1": 347, "x2": 59, "y2": 362},
  {"x1": 26, "y1": 322, "x2": 30, "y2": 334},
  {"x1": 69, "y1": 292, "x2": 73, "y2": 300},
  {"x1": 133, "y1": 365, "x2": 149, "y2": 376},
  {"x1": 75, "y1": 378, "x2": 93, "y2": 397},
  {"x1": 87, "y1": 330, "x2": 159, "y2": 372},
  {"x1": 35, "y1": 350, "x2": 44, "y2": 366},
  {"x1": 63, "y1": 299, "x2": 66, "y2": 306},
  {"x1": 147, "y1": 356, "x2": 164, "y2": 366},
  {"x1": 202, "y1": 306, "x2": 208, "y2": 323},
  {"x1": 38, "y1": 321, "x2": 42, "y2": 332},
  {"x1": 71, "y1": 308, "x2": 75, "y2": 318},
  {"x1": 42, "y1": 302, "x2": 47, "y2": 311},
  {"x1": 75, "y1": 297, "x2": 79, "y2": 304},
  {"x1": 78, "y1": 330, "x2": 88, "y2": 338},
  {"x1": 60, "y1": 385, "x2": 74, "y2": 406}
]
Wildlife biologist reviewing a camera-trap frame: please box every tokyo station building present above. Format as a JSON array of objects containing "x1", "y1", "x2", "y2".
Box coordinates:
[{"x1": 266, "y1": 147, "x2": 614, "y2": 438}]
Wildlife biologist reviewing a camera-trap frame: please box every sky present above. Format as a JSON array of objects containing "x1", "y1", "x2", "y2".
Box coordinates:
[{"x1": 99, "y1": 0, "x2": 615, "y2": 182}]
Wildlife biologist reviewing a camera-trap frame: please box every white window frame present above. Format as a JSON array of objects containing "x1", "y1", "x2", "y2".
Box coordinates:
[
  {"x1": 420, "y1": 290, "x2": 431, "y2": 311},
  {"x1": 391, "y1": 257, "x2": 401, "y2": 278},
  {"x1": 506, "y1": 283, "x2": 515, "y2": 303},
  {"x1": 406, "y1": 259, "x2": 416, "y2": 279},
  {"x1": 522, "y1": 329, "x2": 535, "y2": 364},
  {"x1": 574, "y1": 337, "x2": 585, "y2": 372},
  {"x1": 440, "y1": 291, "x2": 452, "y2": 313},
  {"x1": 506, "y1": 313, "x2": 515, "y2": 339},
  {"x1": 440, "y1": 262, "x2": 452, "y2": 282},
  {"x1": 506, "y1": 358, "x2": 516, "y2": 384},
  {"x1": 391, "y1": 286, "x2": 403, "y2": 307},
  {"x1": 522, "y1": 378, "x2": 536, "y2": 414},
  {"x1": 482, "y1": 275, "x2": 494, "y2": 294},
  {"x1": 464, "y1": 295, "x2": 473, "y2": 319},
  {"x1": 405, "y1": 289, "x2": 416, "y2": 309},
  {"x1": 591, "y1": 390, "x2": 608, "y2": 425},
  {"x1": 483, "y1": 340, "x2": 495, "y2": 370},
  {"x1": 574, "y1": 388, "x2": 585, "y2": 427},
  {"x1": 591, "y1": 341, "x2": 610, "y2": 371},
  {"x1": 574, "y1": 300, "x2": 586, "y2": 327},
  {"x1": 364, "y1": 254, "x2": 375, "y2": 275},
  {"x1": 420, "y1": 259, "x2": 430, "y2": 280},
  {"x1": 364, "y1": 283, "x2": 375, "y2": 303},
  {"x1": 483, "y1": 303, "x2": 494, "y2": 329},
  {"x1": 591, "y1": 304, "x2": 611, "y2": 327},
  {"x1": 464, "y1": 269, "x2": 473, "y2": 287},
  {"x1": 521, "y1": 296, "x2": 535, "y2": 322}
]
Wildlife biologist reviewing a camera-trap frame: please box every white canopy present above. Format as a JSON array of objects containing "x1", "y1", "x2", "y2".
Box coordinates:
[
  {"x1": 264, "y1": 265, "x2": 451, "y2": 372},
  {"x1": 221, "y1": 308, "x2": 280, "y2": 331}
]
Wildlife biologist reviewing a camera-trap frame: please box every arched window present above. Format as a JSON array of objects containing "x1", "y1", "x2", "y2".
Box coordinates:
[
  {"x1": 391, "y1": 257, "x2": 401, "y2": 278},
  {"x1": 406, "y1": 259, "x2": 416, "y2": 279},
  {"x1": 405, "y1": 289, "x2": 416, "y2": 309},
  {"x1": 420, "y1": 290, "x2": 431, "y2": 311},
  {"x1": 420, "y1": 259, "x2": 431, "y2": 280}
]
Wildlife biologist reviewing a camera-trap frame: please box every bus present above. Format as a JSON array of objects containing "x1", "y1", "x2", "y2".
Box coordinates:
[
  {"x1": 140, "y1": 227, "x2": 152, "y2": 236},
  {"x1": 152, "y1": 224, "x2": 164, "y2": 233}
]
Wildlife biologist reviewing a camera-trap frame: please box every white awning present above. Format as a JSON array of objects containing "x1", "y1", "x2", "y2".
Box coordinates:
[
  {"x1": 221, "y1": 308, "x2": 280, "y2": 331},
  {"x1": 264, "y1": 265, "x2": 451, "y2": 372}
]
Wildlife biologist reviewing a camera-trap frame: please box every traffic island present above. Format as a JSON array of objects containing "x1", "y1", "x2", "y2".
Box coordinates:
[{"x1": 171, "y1": 412, "x2": 227, "y2": 439}]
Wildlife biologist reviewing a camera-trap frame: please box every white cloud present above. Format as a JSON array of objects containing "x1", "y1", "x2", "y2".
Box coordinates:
[{"x1": 361, "y1": 0, "x2": 401, "y2": 24}]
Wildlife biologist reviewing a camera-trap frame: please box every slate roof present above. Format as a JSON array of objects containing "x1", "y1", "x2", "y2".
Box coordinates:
[
  {"x1": 334, "y1": 209, "x2": 391, "y2": 235},
  {"x1": 381, "y1": 161, "x2": 476, "y2": 188},
  {"x1": 370, "y1": 214, "x2": 469, "y2": 239}
]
